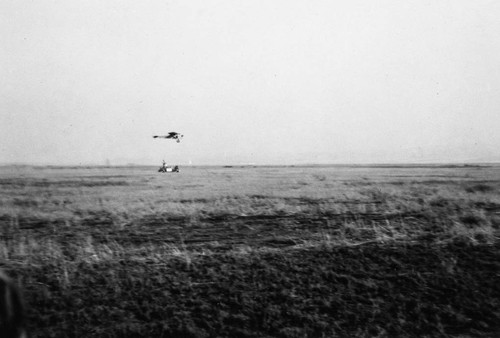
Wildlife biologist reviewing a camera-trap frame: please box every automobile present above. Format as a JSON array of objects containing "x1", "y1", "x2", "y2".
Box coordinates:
[{"x1": 158, "y1": 165, "x2": 180, "y2": 173}]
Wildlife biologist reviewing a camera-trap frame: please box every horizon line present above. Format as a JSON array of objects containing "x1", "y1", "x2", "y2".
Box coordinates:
[{"x1": 1, "y1": 162, "x2": 499, "y2": 168}]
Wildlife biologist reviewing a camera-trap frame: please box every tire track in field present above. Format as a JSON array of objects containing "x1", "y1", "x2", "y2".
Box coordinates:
[
  {"x1": 106, "y1": 212, "x2": 429, "y2": 248},
  {"x1": 3, "y1": 209, "x2": 493, "y2": 250}
]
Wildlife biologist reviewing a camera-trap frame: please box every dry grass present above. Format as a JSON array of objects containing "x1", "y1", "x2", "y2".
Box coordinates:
[{"x1": 1, "y1": 164, "x2": 500, "y2": 337}]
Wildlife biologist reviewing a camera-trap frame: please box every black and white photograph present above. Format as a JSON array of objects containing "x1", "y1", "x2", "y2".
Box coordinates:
[{"x1": 1, "y1": 1, "x2": 500, "y2": 337}]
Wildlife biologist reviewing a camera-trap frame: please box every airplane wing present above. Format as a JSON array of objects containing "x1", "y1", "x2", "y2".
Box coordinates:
[{"x1": 153, "y1": 132, "x2": 181, "y2": 139}]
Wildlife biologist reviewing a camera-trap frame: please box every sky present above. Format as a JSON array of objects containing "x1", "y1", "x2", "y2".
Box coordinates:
[{"x1": 1, "y1": 0, "x2": 500, "y2": 165}]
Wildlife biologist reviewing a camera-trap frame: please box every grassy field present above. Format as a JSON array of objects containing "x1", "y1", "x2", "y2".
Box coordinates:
[{"x1": 1, "y1": 164, "x2": 499, "y2": 337}]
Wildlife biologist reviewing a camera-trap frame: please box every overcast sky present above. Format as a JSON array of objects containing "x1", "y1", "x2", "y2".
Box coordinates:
[{"x1": 1, "y1": 0, "x2": 499, "y2": 165}]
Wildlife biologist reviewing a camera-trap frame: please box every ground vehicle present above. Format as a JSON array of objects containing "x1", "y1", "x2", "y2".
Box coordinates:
[{"x1": 158, "y1": 165, "x2": 179, "y2": 173}]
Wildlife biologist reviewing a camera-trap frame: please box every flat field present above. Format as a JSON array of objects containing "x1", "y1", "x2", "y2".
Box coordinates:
[{"x1": 1, "y1": 165, "x2": 500, "y2": 337}]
